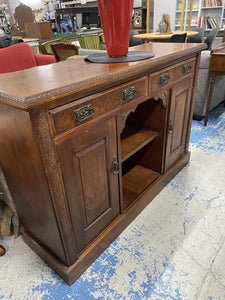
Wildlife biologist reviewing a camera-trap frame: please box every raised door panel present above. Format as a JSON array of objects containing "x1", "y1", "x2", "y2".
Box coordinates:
[
  {"x1": 164, "y1": 78, "x2": 193, "y2": 171},
  {"x1": 57, "y1": 118, "x2": 119, "y2": 254}
]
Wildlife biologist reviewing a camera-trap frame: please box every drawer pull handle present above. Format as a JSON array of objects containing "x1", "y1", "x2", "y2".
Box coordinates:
[
  {"x1": 74, "y1": 104, "x2": 95, "y2": 122},
  {"x1": 160, "y1": 73, "x2": 170, "y2": 85},
  {"x1": 169, "y1": 122, "x2": 173, "y2": 134},
  {"x1": 183, "y1": 64, "x2": 192, "y2": 74},
  {"x1": 112, "y1": 156, "x2": 119, "y2": 175},
  {"x1": 123, "y1": 86, "x2": 137, "y2": 101}
]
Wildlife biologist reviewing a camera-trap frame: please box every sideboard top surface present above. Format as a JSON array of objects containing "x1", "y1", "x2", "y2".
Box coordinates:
[{"x1": 0, "y1": 43, "x2": 206, "y2": 110}]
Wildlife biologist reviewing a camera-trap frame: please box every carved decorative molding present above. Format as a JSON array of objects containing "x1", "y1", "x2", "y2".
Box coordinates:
[
  {"x1": 30, "y1": 108, "x2": 77, "y2": 264},
  {"x1": 151, "y1": 92, "x2": 167, "y2": 108},
  {"x1": 0, "y1": 63, "x2": 150, "y2": 110},
  {"x1": 120, "y1": 106, "x2": 137, "y2": 133}
]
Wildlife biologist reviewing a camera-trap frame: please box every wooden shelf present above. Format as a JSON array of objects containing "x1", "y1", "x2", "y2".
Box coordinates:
[
  {"x1": 201, "y1": 6, "x2": 223, "y2": 9},
  {"x1": 122, "y1": 164, "x2": 160, "y2": 209},
  {"x1": 121, "y1": 128, "x2": 158, "y2": 163}
]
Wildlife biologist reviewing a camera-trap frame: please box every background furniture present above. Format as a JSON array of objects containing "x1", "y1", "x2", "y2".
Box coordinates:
[
  {"x1": 0, "y1": 165, "x2": 19, "y2": 238},
  {"x1": 204, "y1": 28, "x2": 219, "y2": 50},
  {"x1": 0, "y1": 42, "x2": 206, "y2": 285},
  {"x1": 0, "y1": 43, "x2": 56, "y2": 74},
  {"x1": 0, "y1": 42, "x2": 56, "y2": 253},
  {"x1": 129, "y1": 30, "x2": 143, "y2": 46},
  {"x1": 204, "y1": 42, "x2": 225, "y2": 125},
  {"x1": 193, "y1": 48, "x2": 225, "y2": 120},
  {"x1": 175, "y1": 0, "x2": 224, "y2": 32},
  {"x1": 24, "y1": 22, "x2": 54, "y2": 40},
  {"x1": 14, "y1": 3, "x2": 35, "y2": 36},
  {"x1": 0, "y1": 165, "x2": 20, "y2": 256},
  {"x1": 187, "y1": 26, "x2": 204, "y2": 43},
  {"x1": 0, "y1": 245, "x2": 5, "y2": 256},
  {"x1": 40, "y1": 32, "x2": 104, "y2": 54},
  {"x1": 133, "y1": 30, "x2": 198, "y2": 42},
  {"x1": 51, "y1": 43, "x2": 79, "y2": 61},
  {"x1": 22, "y1": 38, "x2": 40, "y2": 54},
  {"x1": 55, "y1": 4, "x2": 99, "y2": 33},
  {"x1": 168, "y1": 32, "x2": 187, "y2": 42}
]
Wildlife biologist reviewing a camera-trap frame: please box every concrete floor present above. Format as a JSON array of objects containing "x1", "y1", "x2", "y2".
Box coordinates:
[{"x1": 1, "y1": 103, "x2": 225, "y2": 299}]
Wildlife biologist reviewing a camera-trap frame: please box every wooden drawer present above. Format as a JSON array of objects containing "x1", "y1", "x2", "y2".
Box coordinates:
[
  {"x1": 149, "y1": 58, "x2": 195, "y2": 93},
  {"x1": 50, "y1": 76, "x2": 147, "y2": 135}
]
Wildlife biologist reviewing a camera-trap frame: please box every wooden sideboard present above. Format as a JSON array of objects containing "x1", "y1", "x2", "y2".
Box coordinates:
[{"x1": 0, "y1": 43, "x2": 206, "y2": 285}]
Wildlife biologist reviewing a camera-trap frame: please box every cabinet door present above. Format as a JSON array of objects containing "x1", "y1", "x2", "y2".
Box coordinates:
[
  {"x1": 164, "y1": 78, "x2": 193, "y2": 171},
  {"x1": 57, "y1": 118, "x2": 120, "y2": 254}
]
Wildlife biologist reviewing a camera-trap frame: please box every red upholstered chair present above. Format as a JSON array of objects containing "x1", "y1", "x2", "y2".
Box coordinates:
[
  {"x1": 0, "y1": 42, "x2": 56, "y2": 255},
  {"x1": 0, "y1": 42, "x2": 56, "y2": 74}
]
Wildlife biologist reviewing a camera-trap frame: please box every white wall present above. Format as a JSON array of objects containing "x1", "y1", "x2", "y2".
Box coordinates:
[
  {"x1": 20, "y1": 0, "x2": 45, "y2": 9},
  {"x1": 153, "y1": 0, "x2": 176, "y2": 32}
]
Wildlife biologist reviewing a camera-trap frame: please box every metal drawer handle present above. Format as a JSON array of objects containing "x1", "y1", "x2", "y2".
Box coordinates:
[
  {"x1": 123, "y1": 86, "x2": 137, "y2": 101},
  {"x1": 160, "y1": 73, "x2": 170, "y2": 85},
  {"x1": 74, "y1": 104, "x2": 95, "y2": 122},
  {"x1": 183, "y1": 64, "x2": 192, "y2": 74},
  {"x1": 112, "y1": 156, "x2": 119, "y2": 175},
  {"x1": 168, "y1": 121, "x2": 173, "y2": 134}
]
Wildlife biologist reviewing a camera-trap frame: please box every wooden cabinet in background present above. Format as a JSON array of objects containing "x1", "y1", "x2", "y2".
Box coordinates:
[
  {"x1": 0, "y1": 43, "x2": 206, "y2": 285},
  {"x1": 24, "y1": 22, "x2": 55, "y2": 39}
]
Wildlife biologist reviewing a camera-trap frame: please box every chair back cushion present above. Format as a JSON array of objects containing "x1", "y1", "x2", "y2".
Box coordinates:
[
  {"x1": 0, "y1": 43, "x2": 37, "y2": 74},
  {"x1": 204, "y1": 28, "x2": 219, "y2": 50},
  {"x1": 168, "y1": 33, "x2": 187, "y2": 43}
]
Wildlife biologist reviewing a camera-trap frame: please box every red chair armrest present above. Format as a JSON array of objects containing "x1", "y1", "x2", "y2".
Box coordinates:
[{"x1": 35, "y1": 54, "x2": 56, "y2": 66}]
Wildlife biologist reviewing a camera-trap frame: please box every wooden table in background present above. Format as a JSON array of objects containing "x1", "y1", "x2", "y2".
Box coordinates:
[
  {"x1": 204, "y1": 42, "x2": 225, "y2": 126},
  {"x1": 134, "y1": 31, "x2": 198, "y2": 42}
]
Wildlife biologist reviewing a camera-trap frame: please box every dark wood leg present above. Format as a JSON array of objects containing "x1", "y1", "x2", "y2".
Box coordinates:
[
  {"x1": 204, "y1": 72, "x2": 215, "y2": 126},
  {"x1": 0, "y1": 244, "x2": 6, "y2": 256}
]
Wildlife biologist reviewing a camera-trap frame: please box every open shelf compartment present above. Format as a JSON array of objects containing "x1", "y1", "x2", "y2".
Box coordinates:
[
  {"x1": 122, "y1": 164, "x2": 160, "y2": 209},
  {"x1": 121, "y1": 127, "x2": 159, "y2": 163},
  {"x1": 120, "y1": 98, "x2": 166, "y2": 210}
]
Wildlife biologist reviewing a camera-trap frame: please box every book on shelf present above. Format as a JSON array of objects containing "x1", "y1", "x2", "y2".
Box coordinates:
[
  {"x1": 202, "y1": 0, "x2": 222, "y2": 7},
  {"x1": 199, "y1": 16, "x2": 221, "y2": 28}
]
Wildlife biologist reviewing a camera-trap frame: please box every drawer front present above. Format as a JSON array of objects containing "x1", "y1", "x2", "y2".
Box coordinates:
[
  {"x1": 149, "y1": 58, "x2": 196, "y2": 93},
  {"x1": 50, "y1": 76, "x2": 147, "y2": 135}
]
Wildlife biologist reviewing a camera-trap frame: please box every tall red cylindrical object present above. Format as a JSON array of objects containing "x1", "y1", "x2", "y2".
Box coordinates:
[{"x1": 97, "y1": 0, "x2": 134, "y2": 57}]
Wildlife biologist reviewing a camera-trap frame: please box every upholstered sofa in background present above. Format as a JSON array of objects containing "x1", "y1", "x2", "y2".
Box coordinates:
[{"x1": 193, "y1": 50, "x2": 225, "y2": 120}]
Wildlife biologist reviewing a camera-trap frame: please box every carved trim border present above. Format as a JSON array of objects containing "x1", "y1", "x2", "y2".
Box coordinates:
[
  {"x1": 0, "y1": 67, "x2": 136, "y2": 109},
  {"x1": 151, "y1": 92, "x2": 167, "y2": 108},
  {"x1": 0, "y1": 56, "x2": 172, "y2": 109},
  {"x1": 30, "y1": 107, "x2": 77, "y2": 265},
  {"x1": 120, "y1": 106, "x2": 138, "y2": 133},
  {"x1": 0, "y1": 45, "x2": 206, "y2": 110}
]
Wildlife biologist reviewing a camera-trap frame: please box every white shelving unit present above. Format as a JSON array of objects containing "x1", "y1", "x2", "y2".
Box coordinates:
[
  {"x1": 175, "y1": 0, "x2": 200, "y2": 30},
  {"x1": 175, "y1": 0, "x2": 225, "y2": 32}
]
